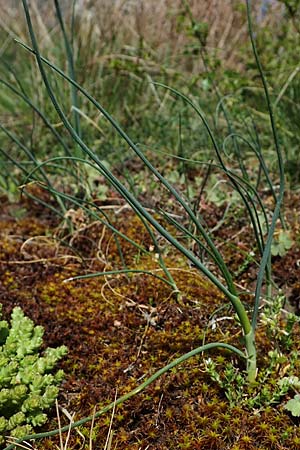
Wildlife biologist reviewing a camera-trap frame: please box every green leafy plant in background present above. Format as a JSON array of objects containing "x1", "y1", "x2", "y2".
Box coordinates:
[
  {"x1": 255, "y1": 213, "x2": 293, "y2": 257},
  {"x1": 283, "y1": 377, "x2": 300, "y2": 417},
  {"x1": 0, "y1": 304, "x2": 67, "y2": 446},
  {"x1": 271, "y1": 229, "x2": 294, "y2": 257}
]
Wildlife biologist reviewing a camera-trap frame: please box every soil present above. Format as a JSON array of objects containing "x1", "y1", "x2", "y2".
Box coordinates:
[{"x1": 0, "y1": 189, "x2": 300, "y2": 450}]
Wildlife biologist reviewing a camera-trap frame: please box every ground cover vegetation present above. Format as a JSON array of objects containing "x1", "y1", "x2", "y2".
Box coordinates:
[{"x1": 0, "y1": 0, "x2": 300, "y2": 448}]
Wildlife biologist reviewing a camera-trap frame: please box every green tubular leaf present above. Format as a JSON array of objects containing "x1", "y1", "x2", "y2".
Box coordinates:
[
  {"x1": 22, "y1": 156, "x2": 157, "y2": 255},
  {"x1": 0, "y1": 124, "x2": 67, "y2": 215},
  {"x1": 16, "y1": 35, "x2": 248, "y2": 325},
  {"x1": 54, "y1": 0, "x2": 81, "y2": 139},
  {"x1": 246, "y1": 0, "x2": 285, "y2": 331},
  {"x1": 15, "y1": 39, "x2": 237, "y2": 297},
  {"x1": 0, "y1": 125, "x2": 55, "y2": 196},
  {"x1": 0, "y1": 77, "x2": 72, "y2": 157},
  {"x1": 65, "y1": 269, "x2": 177, "y2": 288},
  {"x1": 3, "y1": 342, "x2": 246, "y2": 449}
]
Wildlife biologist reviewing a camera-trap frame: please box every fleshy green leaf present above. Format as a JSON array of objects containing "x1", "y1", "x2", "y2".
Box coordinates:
[
  {"x1": 284, "y1": 395, "x2": 300, "y2": 417},
  {"x1": 0, "y1": 303, "x2": 67, "y2": 443},
  {"x1": 271, "y1": 230, "x2": 294, "y2": 257}
]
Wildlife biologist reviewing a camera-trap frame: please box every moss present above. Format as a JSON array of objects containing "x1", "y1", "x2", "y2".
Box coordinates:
[{"x1": 1, "y1": 198, "x2": 300, "y2": 448}]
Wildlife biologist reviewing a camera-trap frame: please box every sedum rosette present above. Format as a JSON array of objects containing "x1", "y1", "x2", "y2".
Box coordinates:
[{"x1": 0, "y1": 305, "x2": 67, "y2": 445}]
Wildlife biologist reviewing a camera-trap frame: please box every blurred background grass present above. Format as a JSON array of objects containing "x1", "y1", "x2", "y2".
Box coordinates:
[{"x1": 0, "y1": 0, "x2": 299, "y2": 201}]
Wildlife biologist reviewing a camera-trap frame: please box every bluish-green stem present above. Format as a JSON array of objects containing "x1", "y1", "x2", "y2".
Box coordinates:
[
  {"x1": 54, "y1": 0, "x2": 81, "y2": 140},
  {"x1": 21, "y1": 0, "x2": 257, "y2": 382},
  {"x1": 15, "y1": 43, "x2": 236, "y2": 298},
  {"x1": 24, "y1": 154, "x2": 179, "y2": 297},
  {"x1": 3, "y1": 342, "x2": 246, "y2": 450}
]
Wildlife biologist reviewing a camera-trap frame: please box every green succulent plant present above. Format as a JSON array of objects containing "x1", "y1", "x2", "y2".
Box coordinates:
[{"x1": 0, "y1": 304, "x2": 67, "y2": 446}]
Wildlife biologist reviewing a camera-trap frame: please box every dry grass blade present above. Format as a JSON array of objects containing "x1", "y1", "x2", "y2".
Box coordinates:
[
  {"x1": 103, "y1": 390, "x2": 118, "y2": 450},
  {"x1": 5, "y1": 439, "x2": 35, "y2": 450},
  {"x1": 60, "y1": 405, "x2": 85, "y2": 450}
]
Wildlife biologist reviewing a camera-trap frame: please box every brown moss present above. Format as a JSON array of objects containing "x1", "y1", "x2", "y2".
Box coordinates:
[{"x1": 1, "y1": 195, "x2": 300, "y2": 449}]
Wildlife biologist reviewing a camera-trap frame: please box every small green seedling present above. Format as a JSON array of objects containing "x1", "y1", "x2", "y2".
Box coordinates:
[
  {"x1": 271, "y1": 230, "x2": 294, "y2": 257},
  {"x1": 280, "y1": 376, "x2": 300, "y2": 417},
  {"x1": 285, "y1": 395, "x2": 300, "y2": 417}
]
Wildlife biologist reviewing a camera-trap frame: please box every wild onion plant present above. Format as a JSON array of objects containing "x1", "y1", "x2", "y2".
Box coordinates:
[{"x1": 2, "y1": 0, "x2": 285, "y2": 447}]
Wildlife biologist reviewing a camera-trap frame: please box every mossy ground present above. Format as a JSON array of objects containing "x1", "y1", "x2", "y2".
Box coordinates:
[{"x1": 1, "y1": 190, "x2": 300, "y2": 449}]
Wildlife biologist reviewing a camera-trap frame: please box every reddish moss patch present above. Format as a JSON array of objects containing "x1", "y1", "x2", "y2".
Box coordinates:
[{"x1": 1, "y1": 195, "x2": 300, "y2": 449}]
